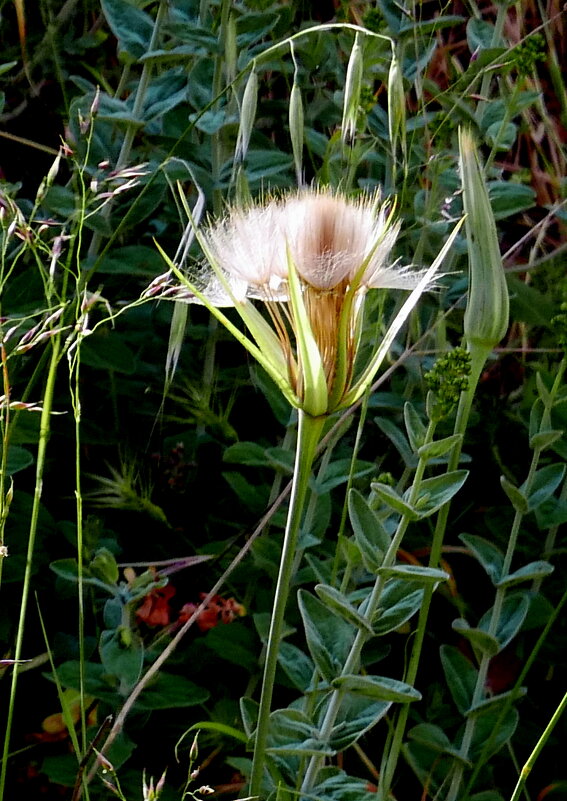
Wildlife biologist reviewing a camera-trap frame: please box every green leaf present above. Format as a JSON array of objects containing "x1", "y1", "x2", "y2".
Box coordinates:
[
  {"x1": 500, "y1": 475, "x2": 528, "y2": 513},
  {"x1": 452, "y1": 619, "x2": 500, "y2": 657},
  {"x1": 223, "y1": 441, "x2": 270, "y2": 467},
  {"x1": 328, "y1": 695, "x2": 391, "y2": 751},
  {"x1": 81, "y1": 331, "x2": 137, "y2": 374},
  {"x1": 467, "y1": 18, "x2": 503, "y2": 49},
  {"x1": 101, "y1": 0, "x2": 154, "y2": 60},
  {"x1": 529, "y1": 430, "x2": 564, "y2": 451},
  {"x1": 440, "y1": 645, "x2": 478, "y2": 715},
  {"x1": 485, "y1": 121, "x2": 517, "y2": 151},
  {"x1": 204, "y1": 623, "x2": 258, "y2": 671},
  {"x1": 479, "y1": 593, "x2": 530, "y2": 651},
  {"x1": 496, "y1": 560, "x2": 554, "y2": 588},
  {"x1": 278, "y1": 642, "x2": 314, "y2": 692},
  {"x1": 469, "y1": 706, "x2": 519, "y2": 759},
  {"x1": 404, "y1": 402, "x2": 427, "y2": 452},
  {"x1": 99, "y1": 628, "x2": 144, "y2": 692},
  {"x1": 524, "y1": 463, "x2": 566, "y2": 512},
  {"x1": 314, "y1": 459, "x2": 375, "y2": 494},
  {"x1": 136, "y1": 672, "x2": 210, "y2": 710},
  {"x1": 408, "y1": 470, "x2": 468, "y2": 517},
  {"x1": 240, "y1": 697, "x2": 259, "y2": 739},
  {"x1": 399, "y1": 14, "x2": 465, "y2": 35},
  {"x1": 4, "y1": 445, "x2": 33, "y2": 475},
  {"x1": 312, "y1": 768, "x2": 382, "y2": 801},
  {"x1": 467, "y1": 686, "x2": 527, "y2": 717},
  {"x1": 314, "y1": 584, "x2": 374, "y2": 635},
  {"x1": 188, "y1": 721, "x2": 247, "y2": 744},
  {"x1": 417, "y1": 434, "x2": 463, "y2": 461},
  {"x1": 348, "y1": 489, "x2": 391, "y2": 573},
  {"x1": 508, "y1": 276, "x2": 557, "y2": 328},
  {"x1": 371, "y1": 482, "x2": 419, "y2": 520},
  {"x1": 378, "y1": 565, "x2": 449, "y2": 584},
  {"x1": 267, "y1": 708, "x2": 330, "y2": 757},
  {"x1": 408, "y1": 723, "x2": 470, "y2": 765},
  {"x1": 488, "y1": 181, "x2": 536, "y2": 220},
  {"x1": 372, "y1": 580, "x2": 424, "y2": 636},
  {"x1": 90, "y1": 547, "x2": 119, "y2": 585},
  {"x1": 459, "y1": 533, "x2": 504, "y2": 585},
  {"x1": 298, "y1": 590, "x2": 356, "y2": 683},
  {"x1": 375, "y1": 416, "x2": 416, "y2": 467},
  {"x1": 332, "y1": 674, "x2": 421, "y2": 702}
]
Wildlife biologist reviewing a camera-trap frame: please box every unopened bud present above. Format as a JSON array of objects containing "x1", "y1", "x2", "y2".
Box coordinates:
[
  {"x1": 388, "y1": 51, "x2": 406, "y2": 158},
  {"x1": 459, "y1": 128, "x2": 509, "y2": 351},
  {"x1": 341, "y1": 32, "x2": 363, "y2": 145},
  {"x1": 235, "y1": 67, "x2": 258, "y2": 163},
  {"x1": 289, "y1": 79, "x2": 304, "y2": 185}
]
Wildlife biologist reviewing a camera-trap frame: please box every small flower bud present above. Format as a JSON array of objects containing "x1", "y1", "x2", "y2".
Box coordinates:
[
  {"x1": 459, "y1": 128, "x2": 509, "y2": 351},
  {"x1": 235, "y1": 67, "x2": 258, "y2": 163},
  {"x1": 341, "y1": 33, "x2": 363, "y2": 146}
]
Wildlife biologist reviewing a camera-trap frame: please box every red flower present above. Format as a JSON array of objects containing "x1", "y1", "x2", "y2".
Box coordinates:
[
  {"x1": 178, "y1": 594, "x2": 245, "y2": 632},
  {"x1": 136, "y1": 584, "x2": 176, "y2": 627}
]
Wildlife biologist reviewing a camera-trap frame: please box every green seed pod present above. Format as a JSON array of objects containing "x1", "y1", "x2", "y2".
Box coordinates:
[
  {"x1": 341, "y1": 33, "x2": 363, "y2": 146},
  {"x1": 388, "y1": 51, "x2": 406, "y2": 158},
  {"x1": 289, "y1": 78, "x2": 304, "y2": 184},
  {"x1": 235, "y1": 67, "x2": 258, "y2": 163},
  {"x1": 459, "y1": 128, "x2": 509, "y2": 350}
]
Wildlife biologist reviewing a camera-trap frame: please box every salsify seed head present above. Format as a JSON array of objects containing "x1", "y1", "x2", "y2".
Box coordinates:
[{"x1": 181, "y1": 187, "x2": 440, "y2": 416}]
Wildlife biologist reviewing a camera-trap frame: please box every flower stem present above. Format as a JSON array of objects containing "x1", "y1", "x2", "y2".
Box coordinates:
[{"x1": 249, "y1": 410, "x2": 326, "y2": 799}]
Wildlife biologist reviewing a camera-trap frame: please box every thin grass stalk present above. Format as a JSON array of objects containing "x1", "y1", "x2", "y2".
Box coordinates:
[
  {"x1": 463, "y1": 584, "x2": 567, "y2": 798},
  {"x1": 378, "y1": 346, "x2": 489, "y2": 801},
  {"x1": 509, "y1": 690, "x2": 567, "y2": 801},
  {"x1": 249, "y1": 411, "x2": 325, "y2": 798},
  {"x1": 301, "y1": 420, "x2": 438, "y2": 795},
  {"x1": 87, "y1": 0, "x2": 168, "y2": 260},
  {"x1": 68, "y1": 340, "x2": 89, "y2": 765},
  {"x1": 0, "y1": 335, "x2": 62, "y2": 801}
]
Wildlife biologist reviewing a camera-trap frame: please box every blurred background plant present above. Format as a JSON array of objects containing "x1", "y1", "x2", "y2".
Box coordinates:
[{"x1": 0, "y1": 0, "x2": 565, "y2": 799}]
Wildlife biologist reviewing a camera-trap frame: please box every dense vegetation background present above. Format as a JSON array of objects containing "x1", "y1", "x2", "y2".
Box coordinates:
[{"x1": 0, "y1": 1, "x2": 566, "y2": 800}]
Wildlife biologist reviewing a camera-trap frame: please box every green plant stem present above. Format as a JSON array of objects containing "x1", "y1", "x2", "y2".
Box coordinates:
[
  {"x1": 301, "y1": 420, "x2": 437, "y2": 796},
  {"x1": 446, "y1": 355, "x2": 551, "y2": 801},
  {"x1": 464, "y1": 584, "x2": 567, "y2": 796},
  {"x1": 0, "y1": 336, "x2": 61, "y2": 800},
  {"x1": 509, "y1": 690, "x2": 567, "y2": 801},
  {"x1": 378, "y1": 345, "x2": 489, "y2": 801},
  {"x1": 249, "y1": 411, "x2": 325, "y2": 800}
]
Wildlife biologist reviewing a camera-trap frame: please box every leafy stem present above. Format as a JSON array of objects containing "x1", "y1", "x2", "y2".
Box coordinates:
[{"x1": 301, "y1": 419, "x2": 438, "y2": 795}]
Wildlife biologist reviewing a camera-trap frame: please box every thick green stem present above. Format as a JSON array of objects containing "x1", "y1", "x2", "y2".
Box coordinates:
[
  {"x1": 301, "y1": 421, "x2": 437, "y2": 796},
  {"x1": 0, "y1": 337, "x2": 61, "y2": 800},
  {"x1": 378, "y1": 345, "x2": 489, "y2": 801},
  {"x1": 249, "y1": 411, "x2": 325, "y2": 799}
]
